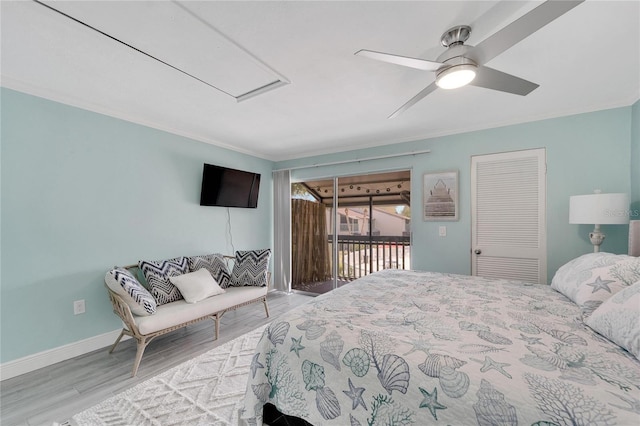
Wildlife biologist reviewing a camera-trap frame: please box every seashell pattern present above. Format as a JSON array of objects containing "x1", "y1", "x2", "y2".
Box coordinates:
[
  {"x1": 377, "y1": 354, "x2": 410, "y2": 394},
  {"x1": 552, "y1": 343, "x2": 586, "y2": 364},
  {"x1": 297, "y1": 320, "x2": 327, "y2": 340},
  {"x1": 459, "y1": 321, "x2": 491, "y2": 332},
  {"x1": 477, "y1": 330, "x2": 513, "y2": 345},
  {"x1": 302, "y1": 360, "x2": 325, "y2": 391},
  {"x1": 418, "y1": 353, "x2": 467, "y2": 378},
  {"x1": 413, "y1": 302, "x2": 440, "y2": 312},
  {"x1": 549, "y1": 330, "x2": 588, "y2": 346},
  {"x1": 320, "y1": 331, "x2": 344, "y2": 371},
  {"x1": 480, "y1": 314, "x2": 509, "y2": 330},
  {"x1": 252, "y1": 383, "x2": 272, "y2": 402},
  {"x1": 472, "y1": 379, "x2": 517, "y2": 426},
  {"x1": 315, "y1": 386, "x2": 341, "y2": 420},
  {"x1": 458, "y1": 344, "x2": 506, "y2": 354},
  {"x1": 519, "y1": 354, "x2": 557, "y2": 371},
  {"x1": 267, "y1": 322, "x2": 290, "y2": 346},
  {"x1": 343, "y1": 348, "x2": 370, "y2": 377},
  {"x1": 439, "y1": 366, "x2": 470, "y2": 398},
  {"x1": 559, "y1": 367, "x2": 598, "y2": 386},
  {"x1": 241, "y1": 269, "x2": 640, "y2": 424},
  {"x1": 349, "y1": 414, "x2": 363, "y2": 426},
  {"x1": 580, "y1": 300, "x2": 602, "y2": 319},
  {"x1": 449, "y1": 305, "x2": 477, "y2": 316},
  {"x1": 510, "y1": 323, "x2": 540, "y2": 334},
  {"x1": 526, "y1": 346, "x2": 567, "y2": 369}
]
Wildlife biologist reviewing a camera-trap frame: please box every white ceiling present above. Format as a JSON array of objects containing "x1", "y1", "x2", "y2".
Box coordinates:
[{"x1": 2, "y1": 1, "x2": 639, "y2": 161}]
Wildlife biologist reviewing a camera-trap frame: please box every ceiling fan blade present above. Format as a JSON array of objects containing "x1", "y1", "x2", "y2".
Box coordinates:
[
  {"x1": 388, "y1": 82, "x2": 439, "y2": 119},
  {"x1": 355, "y1": 49, "x2": 443, "y2": 71},
  {"x1": 469, "y1": 66, "x2": 539, "y2": 96},
  {"x1": 473, "y1": 0, "x2": 583, "y2": 64}
]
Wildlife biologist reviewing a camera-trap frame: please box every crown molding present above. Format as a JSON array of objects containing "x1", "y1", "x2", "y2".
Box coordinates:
[{"x1": 1, "y1": 77, "x2": 275, "y2": 161}]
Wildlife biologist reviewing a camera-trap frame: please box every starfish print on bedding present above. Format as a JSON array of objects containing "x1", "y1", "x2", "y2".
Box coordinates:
[
  {"x1": 518, "y1": 333, "x2": 545, "y2": 345},
  {"x1": 290, "y1": 336, "x2": 305, "y2": 357},
  {"x1": 343, "y1": 378, "x2": 367, "y2": 410},
  {"x1": 250, "y1": 353, "x2": 264, "y2": 379},
  {"x1": 402, "y1": 338, "x2": 443, "y2": 356},
  {"x1": 471, "y1": 356, "x2": 513, "y2": 379},
  {"x1": 419, "y1": 386, "x2": 447, "y2": 420},
  {"x1": 586, "y1": 276, "x2": 615, "y2": 293}
]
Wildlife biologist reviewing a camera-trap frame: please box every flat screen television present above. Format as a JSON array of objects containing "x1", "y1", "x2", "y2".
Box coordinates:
[{"x1": 200, "y1": 164, "x2": 261, "y2": 208}]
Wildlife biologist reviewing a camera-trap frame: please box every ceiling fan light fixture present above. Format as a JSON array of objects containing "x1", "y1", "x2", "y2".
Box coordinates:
[{"x1": 436, "y1": 63, "x2": 477, "y2": 89}]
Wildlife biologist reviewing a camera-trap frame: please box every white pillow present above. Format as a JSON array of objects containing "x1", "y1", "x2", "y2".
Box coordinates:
[
  {"x1": 573, "y1": 257, "x2": 640, "y2": 318},
  {"x1": 585, "y1": 281, "x2": 640, "y2": 360},
  {"x1": 551, "y1": 252, "x2": 621, "y2": 302},
  {"x1": 169, "y1": 268, "x2": 225, "y2": 303}
]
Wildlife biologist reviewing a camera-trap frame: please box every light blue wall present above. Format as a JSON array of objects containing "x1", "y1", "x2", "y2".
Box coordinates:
[
  {"x1": 631, "y1": 100, "x2": 640, "y2": 213},
  {"x1": 1, "y1": 88, "x2": 273, "y2": 363},
  {"x1": 278, "y1": 107, "x2": 633, "y2": 280},
  {"x1": 2, "y1": 86, "x2": 636, "y2": 365}
]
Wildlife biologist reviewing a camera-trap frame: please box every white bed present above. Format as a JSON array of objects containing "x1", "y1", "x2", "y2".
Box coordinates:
[{"x1": 241, "y1": 228, "x2": 640, "y2": 425}]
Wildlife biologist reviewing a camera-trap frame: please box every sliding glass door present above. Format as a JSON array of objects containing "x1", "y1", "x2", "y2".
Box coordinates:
[{"x1": 291, "y1": 170, "x2": 411, "y2": 295}]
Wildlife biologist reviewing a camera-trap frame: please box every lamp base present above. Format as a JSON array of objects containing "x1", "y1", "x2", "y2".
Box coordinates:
[{"x1": 589, "y1": 225, "x2": 605, "y2": 253}]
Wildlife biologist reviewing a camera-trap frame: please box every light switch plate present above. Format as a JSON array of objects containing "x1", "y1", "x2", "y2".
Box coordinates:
[{"x1": 439, "y1": 226, "x2": 447, "y2": 237}]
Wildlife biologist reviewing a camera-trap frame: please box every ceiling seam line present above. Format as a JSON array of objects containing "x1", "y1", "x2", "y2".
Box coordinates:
[{"x1": 32, "y1": 0, "x2": 235, "y2": 99}]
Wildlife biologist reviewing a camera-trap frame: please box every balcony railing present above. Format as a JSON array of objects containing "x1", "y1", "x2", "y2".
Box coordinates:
[{"x1": 328, "y1": 234, "x2": 411, "y2": 281}]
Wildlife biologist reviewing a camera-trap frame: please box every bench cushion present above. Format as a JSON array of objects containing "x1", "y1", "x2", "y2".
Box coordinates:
[{"x1": 135, "y1": 286, "x2": 267, "y2": 335}]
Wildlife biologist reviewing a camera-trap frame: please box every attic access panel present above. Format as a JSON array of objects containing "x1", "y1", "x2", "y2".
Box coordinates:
[{"x1": 39, "y1": 1, "x2": 289, "y2": 100}]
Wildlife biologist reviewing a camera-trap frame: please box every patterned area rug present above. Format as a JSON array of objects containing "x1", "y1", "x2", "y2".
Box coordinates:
[{"x1": 70, "y1": 325, "x2": 266, "y2": 425}]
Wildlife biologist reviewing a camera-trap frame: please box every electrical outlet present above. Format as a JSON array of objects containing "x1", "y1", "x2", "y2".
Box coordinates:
[
  {"x1": 439, "y1": 226, "x2": 447, "y2": 237},
  {"x1": 74, "y1": 299, "x2": 85, "y2": 315}
]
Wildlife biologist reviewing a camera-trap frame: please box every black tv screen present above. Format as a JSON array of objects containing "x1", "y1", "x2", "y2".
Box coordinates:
[{"x1": 200, "y1": 164, "x2": 261, "y2": 208}]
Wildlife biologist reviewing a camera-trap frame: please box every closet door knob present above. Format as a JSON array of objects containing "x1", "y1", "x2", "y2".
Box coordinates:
[{"x1": 474, "y1": 249, "x2": 482, "y2": 255}]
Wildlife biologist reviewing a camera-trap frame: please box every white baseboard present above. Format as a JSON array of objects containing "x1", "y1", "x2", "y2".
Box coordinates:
[{"x1": 0, "y1": 329, "x2": 130, "y2": 381}]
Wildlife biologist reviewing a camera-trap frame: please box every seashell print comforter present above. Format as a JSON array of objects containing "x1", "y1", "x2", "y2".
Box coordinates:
[{"x1": 241, "y1": 269, "x2": 640, "y2": 425}]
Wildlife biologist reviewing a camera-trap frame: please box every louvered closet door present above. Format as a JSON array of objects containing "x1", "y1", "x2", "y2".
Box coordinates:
[{"x1": 471, "y1": 148, "x2": 546, "y2": 284}]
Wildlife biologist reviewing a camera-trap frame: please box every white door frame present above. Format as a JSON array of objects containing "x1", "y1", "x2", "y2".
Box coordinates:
[{"x1": 471, "y1": 148, "x2": 547, "y2": 283}]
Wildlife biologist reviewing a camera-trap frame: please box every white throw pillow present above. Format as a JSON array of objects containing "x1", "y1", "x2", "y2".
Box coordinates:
[
  {"x1": 169, "y1": 268, "x2": 225, "y2": 303},
  {"x1": 586, "y1": 281, "x2": 640, "y2": 360}
]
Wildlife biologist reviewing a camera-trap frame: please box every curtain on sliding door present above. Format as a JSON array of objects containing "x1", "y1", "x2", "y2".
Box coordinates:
[{"x1": 273, "y1": 169, "x2": 292, "y2": 292}]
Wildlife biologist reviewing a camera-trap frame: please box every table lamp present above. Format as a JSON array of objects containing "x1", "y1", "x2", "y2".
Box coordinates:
[{"x1": 569, "y1": 190, "x2": 629, "y2": 252}]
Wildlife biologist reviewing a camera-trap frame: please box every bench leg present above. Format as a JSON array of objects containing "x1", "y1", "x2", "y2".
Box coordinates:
[
  {"x1": 131, "y1": 338, "x2": 149, "y2": 377},
  {"x1": 109, "y1": 329, "x2": 126, "y2": 354},
  {"x1": 263, "y1": 297, "x2": 270, "y2": 318},
  {"x1": 214, "y1": 313, "x2": 220, "y2": 341}
]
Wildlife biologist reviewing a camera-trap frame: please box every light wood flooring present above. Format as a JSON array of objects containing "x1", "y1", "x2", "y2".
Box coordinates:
[{"x1": 0, "y1": 291, "x2": 313, "y2": 426}]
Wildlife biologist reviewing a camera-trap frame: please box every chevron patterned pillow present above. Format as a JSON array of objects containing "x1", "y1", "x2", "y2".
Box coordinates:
[
  {"x1": 230, "y1": 249, "x2": 271, "y2": 287},
  {"x1": 138, "y1": 257, "x2": 188, "y2": 305},
  {"x1": 187, "y1": 254, "x2": 232, "y2": 289},
  {"x1": 105, "y1": 267, "x2": 157, "y2": 316}
]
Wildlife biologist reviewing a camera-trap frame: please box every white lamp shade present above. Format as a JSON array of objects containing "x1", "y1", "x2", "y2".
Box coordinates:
[{"x1": 569, "y1": 193, "x2": 629, "y2": 225}]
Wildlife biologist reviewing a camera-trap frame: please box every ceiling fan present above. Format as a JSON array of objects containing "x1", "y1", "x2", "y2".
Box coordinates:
[{"x1": 355, "y1": 0, "x2": 584, "y2": 118}]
